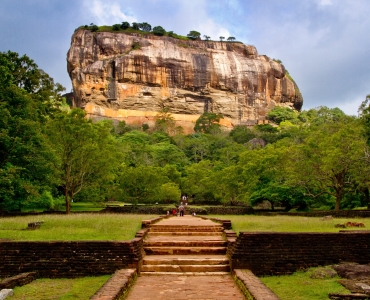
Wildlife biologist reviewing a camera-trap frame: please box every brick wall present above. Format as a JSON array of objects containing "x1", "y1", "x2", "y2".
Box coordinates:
[
  {"x1": 0, "y1": 238, "x2": 143, "y2": 278},
  {"x1": 231, "y1": 231, "x2": 370, "y2": 276},
  {"x1": 255, "y1": 210, "x2": 370, "y2": 218},
  {"x1": 102, "y1": 206, "x2": 254, "y2": 215}
]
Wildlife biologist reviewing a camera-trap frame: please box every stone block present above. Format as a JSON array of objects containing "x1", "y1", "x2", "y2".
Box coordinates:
[{"x1": 0, "y1": 289, "x2": 13, "y2": 300}]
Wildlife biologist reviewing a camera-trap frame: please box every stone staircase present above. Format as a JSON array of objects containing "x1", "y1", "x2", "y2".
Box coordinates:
[{"x1": 141, "y1": 220, "x2": 230, "y2": 275}]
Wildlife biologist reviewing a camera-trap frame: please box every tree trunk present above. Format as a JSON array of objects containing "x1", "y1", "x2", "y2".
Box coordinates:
[
  {"x1": 364, "y1": 188, "x2": 370, "y2": 210},
  {"x1": 65, "y1": 188, "x2": 70, "y2": 214},
  {"x1": 335, "y1": 189, "x2": 342, "y2": 211}
]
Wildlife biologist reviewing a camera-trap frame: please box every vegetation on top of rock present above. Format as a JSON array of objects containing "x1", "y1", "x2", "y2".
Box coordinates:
[
  {"x1": 76, "y1": 22, "x2": 242, "y2": 43},
  {"x1": 187, "y1": 30, "x2": 201, "y2": 40},
  {"x1": 152, "y1": 26, "x2": 166, "y2": 36}
]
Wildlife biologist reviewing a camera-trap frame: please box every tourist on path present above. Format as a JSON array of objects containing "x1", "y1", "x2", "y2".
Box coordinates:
[{"x1": 179, "y1": 204, "x2": 185, "y2": 217}]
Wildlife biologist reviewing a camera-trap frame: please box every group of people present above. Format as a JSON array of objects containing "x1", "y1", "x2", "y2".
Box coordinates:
[{"x1": 165, "y1": 195, "x2": 196, "y2": 217}]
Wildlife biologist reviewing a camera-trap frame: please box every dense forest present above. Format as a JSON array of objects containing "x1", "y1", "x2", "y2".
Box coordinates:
[{"x1": 1, "y1": 51, "x2": 370, "y2": 213}]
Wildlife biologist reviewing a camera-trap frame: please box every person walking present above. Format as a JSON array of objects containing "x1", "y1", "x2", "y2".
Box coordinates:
[{"x1": 179, "y1": 204, "x2": 185, "y2": 217}]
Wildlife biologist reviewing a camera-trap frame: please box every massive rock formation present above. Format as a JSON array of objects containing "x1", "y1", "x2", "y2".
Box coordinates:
[{"x1": 67, "y1": 29, "x2": 303, "y2": 133}]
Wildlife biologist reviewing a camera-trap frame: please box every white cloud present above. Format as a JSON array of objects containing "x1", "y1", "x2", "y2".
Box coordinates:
[
  {"x1": 197, "y1": 19, "x2": 230, "y2": 41},
  {"x1": 83, "y1": 0, "x2": 136, "y2": 25}
]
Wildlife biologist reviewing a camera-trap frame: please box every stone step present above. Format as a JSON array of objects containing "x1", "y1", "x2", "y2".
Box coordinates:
[
  {"x1": 144, "y1": 246, "x2": 227, "y2": 255},
  {"x1": 148, "y1": 231, "x2": 222, "y2": 236},
  {"x1": 139, "y1": 271, "x2": 231, "y2": 276},
  {"x1": 143, "y1": 255, "x2": 229, "y2": 266},
  {"x1": 149, "y1": 226, "x2": 223, "y2": 232},
  {"x1": 141, "y1": 264, "x2": 230, "y2": 273},
  {"x1": 144, "y1": 240, "x2": 227, "y2": 247}
]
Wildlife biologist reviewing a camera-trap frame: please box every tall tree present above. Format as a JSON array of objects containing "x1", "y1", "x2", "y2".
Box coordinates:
[
  {"x1": 287, "y1": 117, "x2": 366, "y2": 211},
  {"x1": 46, "y1": 109, "x2": 119, "y2": 213},
  {"x1": 120, "y1": 22, "x2": 130, "y2": 30},
  {"x1": 194, "y1": 112, "x2": 224, "y2": 134},
  {"x1": 0, "y1": 51, "x2": 64, "y2": 211},
  {"x1": 187, "y1": 31, "x2": 201, "y2": 40}
]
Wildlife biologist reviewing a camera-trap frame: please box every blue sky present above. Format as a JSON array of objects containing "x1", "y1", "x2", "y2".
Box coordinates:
[{"x1": 1, "y1": 0, "x2": 369, "y2": 115}]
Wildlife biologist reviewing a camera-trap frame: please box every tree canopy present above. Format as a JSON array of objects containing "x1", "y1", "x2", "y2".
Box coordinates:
[{"x1": 2, "y1": 50, "x2": 370, "y2": 212}]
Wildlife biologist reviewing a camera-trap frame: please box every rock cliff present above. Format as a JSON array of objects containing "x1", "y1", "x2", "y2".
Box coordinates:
[{"x1": 67, "y1": 29, "x2": 303, "y2": 133}]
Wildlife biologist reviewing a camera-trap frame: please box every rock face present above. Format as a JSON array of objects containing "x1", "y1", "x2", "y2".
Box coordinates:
[{"x1": 67, "y1": 29, "x2": 303, "y2": 133}]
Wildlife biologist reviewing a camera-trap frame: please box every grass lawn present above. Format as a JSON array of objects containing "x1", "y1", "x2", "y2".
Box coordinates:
[
  {"x1": 70, "y1": 202, "x2": 105, "y2": 212},
  {"x1": 208, "y1": 215, "x2": 370, "y2": 233},
  {"x1": 260, "y1": 267, "x2": 349, "y2": 300},
  {"x1": 0, "y1": 214, "x2": 156, "y2": 241},
  {"x1": 10, "y1": 275, "x2": 110, "y2": 300}
]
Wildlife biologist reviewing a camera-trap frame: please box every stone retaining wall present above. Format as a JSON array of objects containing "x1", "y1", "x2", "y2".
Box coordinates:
[
  {"x1": 0, "y1": 239, "x2": 143, "y2": 278},
  {"x1": 90, "y1": 269, "x2": 137, "y2": 300},
  {"x1": 102, "y1": 206, "x2": 254, "y2": 215},
  {"x1": 0, "y1": 272, "x2": 37, "y2": 289},
  {"x1": 233, "y1": 269, "x2": 279, "y2": 300},
  {"x1": 255, "y1": 210, "x2": 370, "y2": 218},
  {"x1": 231, "y1": 231, "x2": 370, "y2": 276}
]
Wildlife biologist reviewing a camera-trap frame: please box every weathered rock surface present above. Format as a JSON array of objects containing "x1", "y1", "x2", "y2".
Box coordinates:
[
  {"x1": 67, "y1": 29, "x2": 303, "y2": 133},
  {"x1": 334, "y1": 263, "x2": 370, "y2": 280}
]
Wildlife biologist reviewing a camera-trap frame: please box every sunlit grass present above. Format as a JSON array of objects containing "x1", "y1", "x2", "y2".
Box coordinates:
[
  {"x1": 208, "y1": 215, "x2": 370, "y2": 233},
  {"x1": 0, "y1": 214, "x2": 156, "y2": 241},
  {"x1": 260, "y1": 268, "x2": 349, "y2": 300},
  {"x1": 11, "y1": 275, "x2": 110, "y2": 300}
]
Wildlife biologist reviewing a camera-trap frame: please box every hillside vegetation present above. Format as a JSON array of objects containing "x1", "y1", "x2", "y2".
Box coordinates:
[
  {"x1": 1, "y1": 50, "x2": 370, "y2": 214},
  {"x1": 77, "y1": 22, "x2": 240, "y2": 43}
]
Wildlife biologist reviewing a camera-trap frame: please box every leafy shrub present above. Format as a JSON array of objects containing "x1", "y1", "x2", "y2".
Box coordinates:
[
  {"x1": 187, "y1": 30, "x2": 201, "y2": 40},
  {"x1": 120, "y1": 22, "x2": 130, "y2": 30},
  {"x1": 112, "y1": 24, "x2": 120, "y2": 31},
  {"x1": 153, "y1": 26, "x2": 166, "y2": 36},
  {"x1": 267, "y1": 106, "x2": 297, "y2": 125}
]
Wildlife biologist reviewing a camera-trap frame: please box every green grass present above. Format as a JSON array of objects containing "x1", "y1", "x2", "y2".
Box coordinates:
[
  {"x1": 260, "y1": 267, "x2": 349, "y2": 300},
  {"x1": 70, "y1": 202, "x2": 105, "y2": 212},
  {"x1": 10, "y1": 275, "x2": 110, "y2": 300},
  {"x1": 0, "y1": 214, "x2": 156, "y2": 241},
  {"x1": 208, "y1": 215, "x2": 370, "y2": 233}
]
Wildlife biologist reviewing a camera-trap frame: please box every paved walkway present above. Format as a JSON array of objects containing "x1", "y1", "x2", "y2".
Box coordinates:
[
  {"x1": 125, "y1": 274, "x2": 245, "y2": 300},
  {"x1": 151, "y1": 216, "x2": 218, "y2": 226},
  {"x1": 125, "y1": 216, "x2": 246, "y2": 299}
]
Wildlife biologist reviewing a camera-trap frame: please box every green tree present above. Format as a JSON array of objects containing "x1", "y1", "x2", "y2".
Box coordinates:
[
  {"x1": 358, "y1": 94, "x2": 370, "y2": 145},
  {"x1": 267, "y1": 106, "x2": 297, "y2": 125},
  {"x1": 46, "y1": 109, "x2": 119, "y2": 213},
  {"x1": 154, "y1": 108, "x2": 176, "y2": 134},
  {"x1": 157, "y1": 182, "x2": 181, "y2": 204},
  {"x1": 203, "y1": 35, "x2": 211, "y2": 41},
  {"x1": 152, "y1": 26, "x2": 166, "y2": 36},
  {"x1": 181, "y1": 160, "x2": 217, "y2": 203},
  {"x1": 120, "y1": 22, "x2": 130, "y2": 30},
  {"x1": 227, "y1": 37, "x2": 235, "y2": 41},
  {"x1": 0, "y1": 51, "x2": 64, "y2": 211},
  {"x1": 229, "y1": 126, "x2": 255, "y2": 144},
  {"x1": 132, "y1": 22, "x2": 140, "y2": 30},
  {"x1": 119, "y1": 165, "x2": 168, "y2": 204},
  {"x1": 183, "y1": 133, "x2": 211, "y2": 163},
  {"x1": 219, "y1": 36, "x2": 225, "y2": 42},
  {"x1": 187, "y1": 30, "x2": 201, "y2": 40},
  {"x1": 286, "y1": 117, "x2": 366, "y2": 211},
  {"x1": 112, "y1": 24, "x2": 120, "y2": 31},
  {"x1": 194, "y1": 112, "x2": 224, "y2": 134}
]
